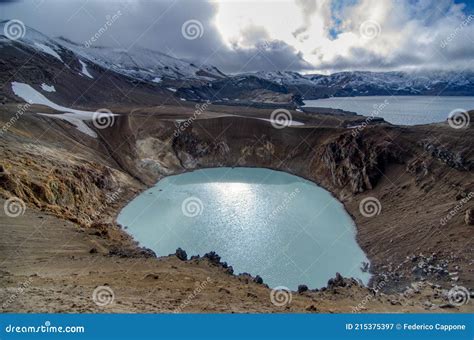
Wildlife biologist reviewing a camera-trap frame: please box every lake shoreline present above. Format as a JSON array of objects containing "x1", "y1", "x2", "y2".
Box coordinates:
[{"x1": 303, "y1": 96, "x2": 474, "y2": 126}]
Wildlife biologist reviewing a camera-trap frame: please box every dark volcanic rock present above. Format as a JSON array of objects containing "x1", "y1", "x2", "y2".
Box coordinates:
[
  {"x1": 327, "y1": 273, "x2": 346, "y2": 289},
  {"x1": 174, "y1": 248, "x2": 188, "y2": 261},
  {"x1": 253, "y1": 275, "x2": 264, "y2": 285},
  {"x1": 109, "y1": 246, "x2": 156, "y2": 258},
  {"x1": 420, "y1": 140, "x2": 470, "y2": 170},
  {"x1": 203, "y1": 251, "x2": 221, "y2": 265},
  {"x1": 201, "y1": 251, "x2": 233, "y2": 274},
  {"x1": 298, "y1": 284, "x2": 309, "y2": 294}
]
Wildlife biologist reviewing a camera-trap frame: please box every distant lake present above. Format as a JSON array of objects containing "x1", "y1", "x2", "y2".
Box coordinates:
[
  {"x1": 304, "y1": 96, "x2": 474, "y2": 125},
  {"x1": 118, "y1": 168, "x2": 371, "y2": 290}
]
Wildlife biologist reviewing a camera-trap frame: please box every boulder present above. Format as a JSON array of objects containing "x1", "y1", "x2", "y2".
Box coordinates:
[
  {"x1": 327, "y1": 272, "x2": 346, "y2": 289},
  {"x1": 109, "y1": 246, "x2": 156, "y2": 258},
  {"x1": 203, "y1": 251, "x2": 221, "y2": 265},
  {"x1": 297, "y1": 285, "x2": 309, "y2": 294},
  {"x1": 175, "y1": 248, "x2": 188, "y2": 261}
]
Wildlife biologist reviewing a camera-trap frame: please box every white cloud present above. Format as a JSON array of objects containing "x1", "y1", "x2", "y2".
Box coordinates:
[
  {"x1": 214, "y1": 0, "x2": 474, "y2": 72},
  {"x1": 1, "y1": 0, "x2": 473, "y2": 72}
]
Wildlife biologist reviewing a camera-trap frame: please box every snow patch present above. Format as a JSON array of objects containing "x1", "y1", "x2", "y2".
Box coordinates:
[
  {"x1": 11, "y1": 82, "x2": 116, "y2": 138},
  {"x1": 166, "y1": 87, "x2": 177, "y2": 92},
  {"x1": 79, "y1": 60, "x2": 94, "y2": 79},
  {"x1": 152, "y1": 77, "x2": 162, "y2": 83},
  {"x1": 40, "y1": 83, "x2": 56, "y2": 93},
  {"x1": 38, "y1": 112, "x2": 98, "y2": 137},
  {"x1": 34, "y1": 43, "x2": 63, "y2": 62}
]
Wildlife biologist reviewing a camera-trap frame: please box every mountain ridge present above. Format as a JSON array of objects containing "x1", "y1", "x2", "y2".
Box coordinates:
[{"x1": 1, "y1": 22, "x2": 473, "y2": 107}]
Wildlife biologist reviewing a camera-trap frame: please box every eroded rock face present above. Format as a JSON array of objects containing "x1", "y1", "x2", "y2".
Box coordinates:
[{"x1": 320, "y1": 134, "x2": 402, "y2": 193}]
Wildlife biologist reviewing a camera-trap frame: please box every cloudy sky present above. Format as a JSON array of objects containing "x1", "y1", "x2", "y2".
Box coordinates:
[{"x1": 1, "y1": 0, "x2": 473, "y2": 73}]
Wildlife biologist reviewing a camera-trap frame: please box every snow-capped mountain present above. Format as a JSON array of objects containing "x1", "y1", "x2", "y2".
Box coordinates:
[
  {"x1": 1, "y1": 21, "x2": 472, "y2": 107},
  {"x1": 56, "y1": 37, "x2": 226, "y2": 83},
  {"x1": 0, "y1": 20, "x2": 226, "y2": 85},
  {"x1": 249, "y1": 70, "x2": 474, "y2": 99}
]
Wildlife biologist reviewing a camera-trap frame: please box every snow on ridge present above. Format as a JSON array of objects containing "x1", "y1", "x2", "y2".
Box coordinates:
[
  {"x1": 40, "y1": 83, "x2": 56, "y2": 92},
  {"x1": 34, "y1": 42, "x2": 63, "y2": 62},
  {"x1": 79, "y1": 60, "x2": 94, "y2": 79}
]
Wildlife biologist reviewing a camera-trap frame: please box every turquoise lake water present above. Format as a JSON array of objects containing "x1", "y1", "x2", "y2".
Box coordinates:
[{"x1": 117, "y1": 168, "x2": 371, "y2": 289}]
